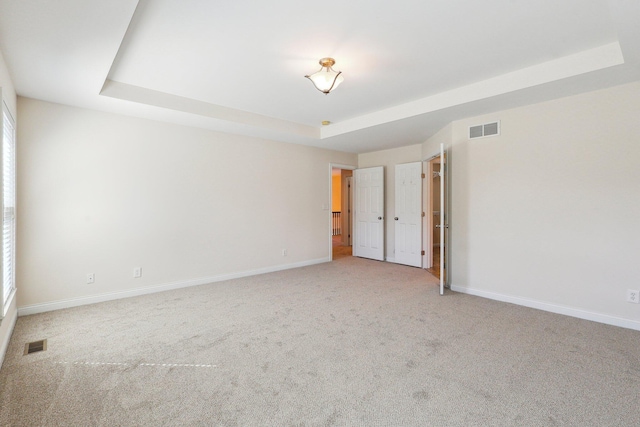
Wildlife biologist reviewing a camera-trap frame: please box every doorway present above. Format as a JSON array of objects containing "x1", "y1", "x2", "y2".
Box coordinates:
[
  {"x1": 330, "y1": 165, "x2": 354, "y2": 260},
  {"x1": 426, "y1": 160, "x2": 442, "y2": 278},
  {"x1": 423, "y1": 150, "x2": 446, "y2": 289}
]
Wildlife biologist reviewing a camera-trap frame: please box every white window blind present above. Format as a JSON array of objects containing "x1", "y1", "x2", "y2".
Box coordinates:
[{"x1": 2, "y1": 104, "x2": 16, "y2": 318}]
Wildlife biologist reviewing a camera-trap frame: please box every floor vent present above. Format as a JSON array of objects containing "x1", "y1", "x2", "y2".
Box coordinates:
[
  {"x1": 24, "y1": 339, "x2": 47, "y2": 355},
  {"x1": 469, "y1": 121, "x2": 500, "y2": 139}
]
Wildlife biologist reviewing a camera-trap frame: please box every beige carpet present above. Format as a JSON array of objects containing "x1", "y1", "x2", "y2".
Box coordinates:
[{"x1": 1, "y1": 255, "x2": 639, "y2": 426}]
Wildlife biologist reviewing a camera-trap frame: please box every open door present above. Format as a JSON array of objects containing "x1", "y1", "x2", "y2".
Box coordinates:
[
  {"x1": 437, "y1": 143, "x2": 448, "y2": 295},
  {"x1": 394, "y1": 162, "x2": 422, "y2": 267},
  {"x1": 353, "y1": 166, "x2": 384, "y2": 261}
]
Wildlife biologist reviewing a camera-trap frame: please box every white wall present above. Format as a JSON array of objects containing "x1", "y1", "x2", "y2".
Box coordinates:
[
  {"x1": 0, "y1": 50, "x2": 17, "y2": 368},
  {"x1": 358, "y1": 144, "x2": 422, "y2": 261},
  {"x1": 423, "y1": 82, "x2": 640, "y2": 329},
  {"x1": 17, "y1": 98, "x2": 357, "y2": 310},
  {"x1": 421, "y1": 123, "x2": 452, "y2": 160}
]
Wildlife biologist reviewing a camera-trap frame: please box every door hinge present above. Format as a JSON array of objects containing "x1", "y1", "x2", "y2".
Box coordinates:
[
  {"x1": 421, "y1": 173, "x2": 426, "y2": 179},
  {"x1": 421, "y1": 250, "x2": 425, "y2": 255},
  {"x1": 422, "y1": 212, "x2": 425, "y2": 217}
]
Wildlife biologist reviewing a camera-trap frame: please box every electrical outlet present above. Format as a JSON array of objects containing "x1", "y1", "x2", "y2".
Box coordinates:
[
  {"x1": 133, "y1": 267, "x2": 142, "y2": 278},
  {"x1": 627, "y1": 289, "x2": 640, "y2": 304},
  {"x1": 87, "y1": 273, "x2": 95, "y2": 284},
  {"x1": 282, "y1": 249, "x2": 287, "y2": 256}
]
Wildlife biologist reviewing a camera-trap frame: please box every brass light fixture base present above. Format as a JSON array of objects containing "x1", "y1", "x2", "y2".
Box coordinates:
[{"x1": 318, "y1": 58, "x2": 336, "y2": 67}]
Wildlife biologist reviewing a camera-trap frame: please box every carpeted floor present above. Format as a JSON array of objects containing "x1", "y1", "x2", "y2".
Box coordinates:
[{"x1": 1, "y1": 256, "x2": 639, "y2": 426}]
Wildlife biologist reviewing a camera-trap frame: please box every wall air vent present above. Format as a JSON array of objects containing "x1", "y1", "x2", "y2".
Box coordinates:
[{"x1": 469, "y1": 121, "x2": 500, "y2": 139}]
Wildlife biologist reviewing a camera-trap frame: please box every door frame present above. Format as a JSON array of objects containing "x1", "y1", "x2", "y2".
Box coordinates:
[
  {"x1": 345, "y1": 176, "x2": 354, "y2": 246},
  {"x1": 422, "y1": 147, "x2": 448, "y2": 291},
  {"x1": 423, "y1": 159, "x2": 434, "y2": 269},
  {"x1": 329, "y1": 163, "x2": 356, "y2": 261}
]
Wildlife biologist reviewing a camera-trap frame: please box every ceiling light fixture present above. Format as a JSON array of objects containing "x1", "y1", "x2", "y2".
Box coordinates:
[{"x1": 305, "y1": 57, "x2": 344, "y2": 94}]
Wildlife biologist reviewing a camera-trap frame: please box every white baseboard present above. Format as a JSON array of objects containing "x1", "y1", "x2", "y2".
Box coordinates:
[
  {"x1": 18, "y1": 257, "x2": 330, "y2": 317},
  {"x1": 450, "y1": 285, "x2": 640, "y2": 331},
  {"x1": 0, "y1": 300, "x2": 18, "y2": 370}
]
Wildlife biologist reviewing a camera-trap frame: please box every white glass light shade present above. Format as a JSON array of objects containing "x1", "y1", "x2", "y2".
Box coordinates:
[{"x1": 305, "y1": 58, "x2": 344, "y2": 94}]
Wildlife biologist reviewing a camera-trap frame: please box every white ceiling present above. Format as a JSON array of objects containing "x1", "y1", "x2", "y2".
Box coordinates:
[{"x1": 1, "y1": 0, "x2": 639, "y2": 153}]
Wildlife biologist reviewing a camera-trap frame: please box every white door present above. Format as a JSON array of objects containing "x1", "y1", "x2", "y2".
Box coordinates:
[
  {"x1": 394, "y1": 162, "x2": 422, "y2": 267},
  {"x1": 437, "y1": 143, "x2": 448, "y2": 295},
  {"x1": 354, "y1": 167, "x2": 384, "y2": 261}
]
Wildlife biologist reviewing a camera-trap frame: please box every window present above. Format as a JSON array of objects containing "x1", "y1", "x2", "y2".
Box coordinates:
[{"x1": 1, "y1": 103, "x2": 16, "y2": 318}]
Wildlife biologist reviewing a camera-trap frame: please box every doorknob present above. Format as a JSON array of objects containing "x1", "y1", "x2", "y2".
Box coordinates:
[
  {"x1": 394, "y1": 217, "x2": 398, "y2": 220},
  {"x1": 378, "y1": 216, "x2": 382, "y2": 220},
  {"x1": 435, "y1": 224, "x2": 449, "y2": 229}
]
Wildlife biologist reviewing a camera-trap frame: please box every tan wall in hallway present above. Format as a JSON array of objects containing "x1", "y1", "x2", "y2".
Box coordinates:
[{"x1": 332, "y1": 174, "x2": 341, "y2": 212}]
